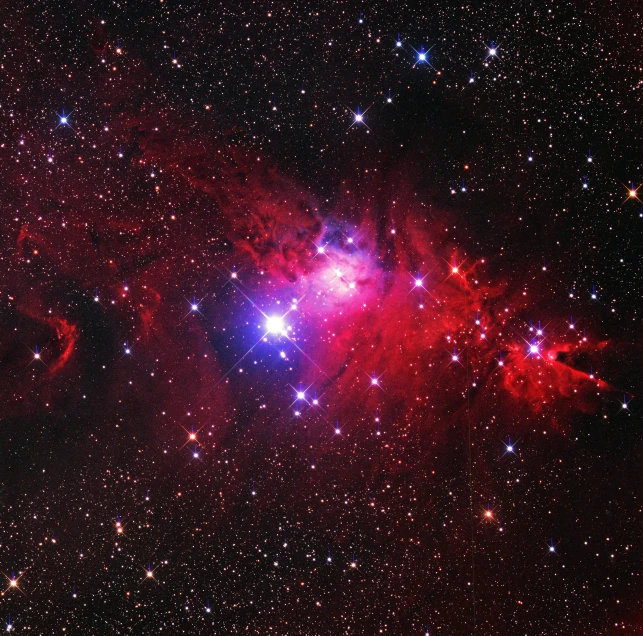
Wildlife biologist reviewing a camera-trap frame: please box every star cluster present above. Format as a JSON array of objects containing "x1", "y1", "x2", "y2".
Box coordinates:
[{"x1": 0, "y1": 1, "x2": 641, "y2": 634}]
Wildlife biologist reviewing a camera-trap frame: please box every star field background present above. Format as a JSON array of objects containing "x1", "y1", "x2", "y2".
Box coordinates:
[{"x1": 1, "y1": 0, "x2": 642, "y2": 633}]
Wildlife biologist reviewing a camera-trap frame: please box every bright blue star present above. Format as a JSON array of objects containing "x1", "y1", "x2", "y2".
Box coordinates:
[
  {"x1": 412, "y1": 44, "x2": 435, "y2": 68},
  {"x1": 502, "y1": 437, "x2": 517, "y2": 457},
  {"x1": 55, "y1": 109, "x2": 74, "y2": 129}
]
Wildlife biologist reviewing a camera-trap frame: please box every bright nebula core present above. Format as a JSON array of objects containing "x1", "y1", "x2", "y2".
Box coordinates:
[{"x1": 0, "y1": 2, "x2": 642, "y2": 634}]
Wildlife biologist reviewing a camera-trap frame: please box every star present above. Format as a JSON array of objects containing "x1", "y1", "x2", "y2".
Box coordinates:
[
  {"x1": 368, "y1": 371, "x2": 384, "y2": 387},
  {"x1": 486, "y1": 41, "x2": 499, "y2": 59},
  {"x1": 502, "y1": 438, "x2": 517, "y2": 457},
  {"x1": 627, "y1": 182, "x2": 640, "y2": 200},
  {"x1": 55, "y1": 109, "x2": 74, "y2": 129},
  {"x1": 348, "y1": 105, "x2": 372, "y2": 130},
  {"x1": 141, "y1": 563, "x2": 159, "y2": 584},
  {"x1": 266, "y1": 315, "x2": 286, "y2": 334}
]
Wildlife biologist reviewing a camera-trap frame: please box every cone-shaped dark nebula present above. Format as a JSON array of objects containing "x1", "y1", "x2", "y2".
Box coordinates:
[{"x1": 1, "y1": 2, "x2": 642, "y2": 634}]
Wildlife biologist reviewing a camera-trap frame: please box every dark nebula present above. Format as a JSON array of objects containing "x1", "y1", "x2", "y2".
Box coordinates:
[{"x1": 0, "y1": 1, "x2": 642, "y2": 634}]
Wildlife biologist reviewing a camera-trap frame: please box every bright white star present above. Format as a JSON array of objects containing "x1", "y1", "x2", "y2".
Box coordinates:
[{"x1": 266, "y1": 315, "x2": 285, "y2": 334}]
